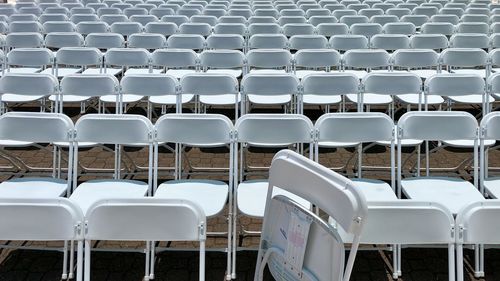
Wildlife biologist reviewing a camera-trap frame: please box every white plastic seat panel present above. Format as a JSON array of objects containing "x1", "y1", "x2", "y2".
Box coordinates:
[
  {"x1": 48, "y1": 94, "x2": 91, "y2": 103},
  {"x1": 124, "y1": 68, "x2": 163, "y2": 75},
  {"x1": 451, "y1": 69, "x2": 487, "y2": 78},
  {"x1": 100, "y1": 94, "x2": 143, "y2": 103},
  {"x1": 318, "y1": 141, "x2": 359, "y2": 147},
  {"x1": 302, "y1": 94, "x2": 342, "y2": 105},
  {"x1": 154, "y1": 179, "x2": 228, "y2": 217},
  {"x1": 7, "y1": 67, "x2": 43, "y2": 74},
  {"x1": 346, "y1": 93, "x2": 393, "y2": 105},
  {"x1": 1, "y1": 94, "x2": 46, "y2": 103},
  {"x1": 248, "y1": 94, "x2": 292, "y2": 105},
  {"x1": 206, "y1": 68, "x2": 243, "y2": 78},
  {"x1": 483, "y1": 177, "x2": 500, "y2": 198},
  {"x1": 70, "y1": 179, "x2": 148, "y2": 214},
  {"x1": 0, "y1": 140, "x2": 34, "y2": 146},
  {"x1": 199, "y1": 93, "x2": 241, "y2": 105},
  {"x1": 0, "y1": 177, "x2": 67, "y2": 198},
  {"x1": 41, "y1": 67, "x2": 82, "y2": 77},
  {"x1": 401, "y1": 176, "x2": 485, "y2": 214},
  {"x1": 396, "y1": 94, "x2": 444, "y2": 105},
  {"x1": 237, "y1": 179, "x2": 310, "y2": 218},
  {"x1": 447, "y1": 94, "x2": 494, "y2": 104},
  {"x1": 351, "y1": 178, "x2": 398, "y2": 201},
  {"x1": 82, "y1": 67, "x2": 122, "y2": 76},
  {"x1": 442, "y1": 139, "x2": 495, "y2": 148},
  {"x1": 54, "y1": 141, "x2": 97, "y2": 148},
  {"x1": 342, "y1": 69, "x2": 368, "y2": 79},
  {"x1": 248, "y1": 69, "x2": 288, "y2": 75},
  {"x1": 165, "y1": 69, "x2": 197, "y2": 79},
  {"x1": 295, "y1": 70, "x2": 331, "y2": 79},
  {"x1": 149, "y1": 94, "x2": 194, "y2": 105},
  {"x1": 377, "y1": 139, "x2": 423, "y2": 146}
]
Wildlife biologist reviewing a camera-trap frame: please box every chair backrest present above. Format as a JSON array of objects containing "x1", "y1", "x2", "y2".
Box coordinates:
[
  {"x1": 316, "y1": 23, "x2": 349, "y2": 37},
  {"x1": 256, "y1": 150, "x2": 367, "y2": 281},
  {"x1": 383, "y1": 22, "x2": 416, "y2": 35},
  {"x1": 85, "y1": 198, "x2": 206, "y2": 241},
  {"x1": 410, "y1": 34, "x2": 449, "y2": 49},
  {"x1": 199, "y1": 49, "x2": 245, "y2": 69},
  {"x1": 110, "y1": 22, "x2": 143, "y2": 36},
  {"x1": 206, "y1": 34, "x2": 245, "y2": 50},
  {"x1": 363, "y1": 72, "x2": 421, "y2": 96},
  {"x1": 85, "y1": 32, "x2": 125, "y2": 49},
  {"x1": 56, "y1": 47, "x2": 102, "y2": 67},
  {"x1": 7, "y1": 47, "x2": 54, "y2": 68},
  {"x1": 397, "y1": 111, "x2": 478, "y2": 141},
  {"x1": 104, "y1": 48, "x2": 151, "y2": 69},
  {"x1": 235, "y1": 114, "x2": 313, "y2": 145},
  {"x1": 248, "y1": 34, "x2": 288, "y2": 49},
  {"x1": 0, "y1": 73, "x2": 58, "y2": 97},
  {"x1": 302, "y1": 72, "x2": 358, "y2": 96},
  {"x1": 45, "y1": 32, "x2": 84, "y2": 49},
  {"x1": 155, "y1": 113, "x2": 233, "y2": 145},
  {"x1": 316, "y1": 112, "x2": 393, "y2": 143},
  {"x1": 360, "y1": 201, "x2": 454, "y2": 244},
  {"x1": 456, "y1": 201, "x2": 500, "y2": 244},
  {"x1": 343, "y1": 49, "x2": 390, "y2": 69},
  {"x1": 166, "y1": 34, "x2": 205, "y2": 50},
  {"x1": 75, "y1": 114, "x2": 153, "y2": 144},
  {"x1": 121, "y1": 74, "x2": 177, "y2": 97},
  {"x1": 450, "y1": 33, "x2": 489, "y2": 49},
  {"x1": 144, "y1": 22, "x2": 177, "y2": 36},
  {"x1": 370, "y1": 34, "x2": 410, "y2": 50},
  {"x1": 391, "y1": 48, "x2": 439, "y2": 68},
  {"x1": 61, "y1": 74, "x2": 119, "y2": 98},
  {"x1": 421, "y1": 22, "x2": 454, "y2": 36},
  {"x1": 0, "y1": 198, "x2": 83, "y2": 241},
  {"x1": 425, "y1": 73, "x2": 485, "y2": 97},
  {"x1": 294, "y1": 49, "x2": 341, "y2": 69},
  {"x1": 0, "y1": 111, "x2": 72, "y2": 143},
  {"x1": 329, "y1": 35, "x2": 368, "y2": 51},
  {"x1": 76, "y1": 21, "x2": 109, "y2": 35},
  {"x1": 439, "y1": 48, "x2": 488, "y2": 69},
  {"x1": 6, "y1": 32, "x2": 44, "y2": 48},
  {"x1": 247, "y1": 49, "x2": 292, "y2": 69}
]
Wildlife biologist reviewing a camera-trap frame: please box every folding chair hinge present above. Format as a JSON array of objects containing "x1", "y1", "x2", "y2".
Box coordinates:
[
  {"x1": 450, "y1": 225, "x2": 455, "y2": 238},
  {"x1": 353, "y1": 216, "x2": 362, "y2": 225},
  {"x1": 311, "y1": 130, "x2": 318, "y2": 142},
  {"x1": 231, "y1": 131, "x2": 238, "y2": 143},
  {"x1": 476, "y1": 127, "x2": 481, "y2": 138},
  {"x1": 479, "y1": 127, "x2": 486, "y2": 138},
  {"x1": 84, "y1": 221, "x2": 89, "y2": 235},
  {"x1": 458, "y1": 225, "x2": 465, "y2": 239},
  {"x1": 358, "y1": 84, "x2": 365, "y2": 93},
  {"x1": 68, "y1": 129, "x2": 77, "y2": 141},
  {"x1": 75, "y1": 222, "x2": 82, "y2": 235},
  {"x1": 397, "y1": 127, "x2": 403, "y2": 139},
  {"x1": 297, "y1": 84, "x2": 304, "y2": 94},
  {"x1": 199, "y1": 222, "x2": 205, "y2": 237}
]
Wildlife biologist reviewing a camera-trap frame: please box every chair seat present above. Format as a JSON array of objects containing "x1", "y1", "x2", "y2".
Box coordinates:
[
  {"x1": 1, "y1": 94, "x2": 45, "y2": 103},
  {"x1": 483, "y1": 177, "x2": 500, "y2": 198},
  {"x1": 401, "y1": 176, "x2": 484, "y2": 214},
  {"x1": 70, "y1": 179, "x2": 148, "y2": 214},
  {"x1": 343, "y1": 69, "x2": 367, "y2": 79},
  {"x1": 249, "y1": 69, "x2": 288, "y2": 75},
  {"x1": 318, "y1": 141, "x2": 359, "y2": 147},
  {"x1": 451, "y1": 69, "x2": 487, "y2": 78},
  {"x1": 0, "y1": 177, "x2": 67, "y2": 198},
  {"x1": 302, "y1": 94, "x2": 342, "y2": 105},
  {"x1": 447, "y1": 94, "x2": 494, "y2": 104},
  {"x1": 149, "y1": 94, "x2": 194, "y2": 105},
  {"x1": 376, "y1": 139, "x2": 423, "y2": 146},
  {"x1": 48, "y1": 94, "x2": 91, "y2": 102},
  {"x1": 396, "y1": 94, "x2": 444, "y2": 105},
  {"x1": 154, "y1": 179, "x2": 228, "y2": 217},
  {"x1": 7, "y1": 67, "x2": 42, "y2": 74},
  {"x1": 124, "y1": 68, "x2": 163, "y2": 75},
  {"x1": 199, "y1": 94, "x2": 241, "y2": 105},
  {"x1": 100, "y1": 94, "x2": 143, "y2": 103},
  {"x1": 206, "y1": 69, "x2": 242, "y2": 78},
  {"x1": 237, "y1": 179, "x2": 310, "y2": 218},
  {"x1": 41, "y1": 67, "x2": 82, "y2": 77},
  {"x1": 442, "y1": 139, "x2": 496, "y2": 148},
  {"x1": 54, "y1": 141, "x2": 97, "y2": 147},
  {"x1": 351, "y1": 178, "x2": 398, "y2": 202},
  {"x1": 294, "y1": 70, "x2": 330, "y2": 80},
  {"x1": 82, "y1": 67, "x2": 122, "y2": 76},
  {"x1": 0, "y1": 140, "x2": 34, "y2": 146},
  {"x1": 165, "y1": 69, "x2": 197, "y2": 79},
  {"x1": 346, "y1": 93, "x2": 393, "y2": 105},
  {"x1": 248, "y1": 94, "x2": 291, "y2": 105}
]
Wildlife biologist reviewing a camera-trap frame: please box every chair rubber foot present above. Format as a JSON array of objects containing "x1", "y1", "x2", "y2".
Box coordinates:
[
  {"x1": 474, "y1": 272, "x2": 484, "y2": 278},
  {"x1": 232, "y1": 273, "x2": 237, "y2": 279},
  {"x1": 149, "y1": 273, "x2": 155, "y2": 279},
  {"x1": 144, "y1": 275, "x2": 150, "y2": 281},
  {"x1": 62, "y1": 274, "x2": 68, "y2": 280},
  {"x1": 393, "y1": 272, "x2": 399, "y2": 279},
  {"x1": 397, "y1": 270, "x2": 402, "y2": 276},
  {"x1": 68, "y1": 273, "x2": 74, "y2": 279}
]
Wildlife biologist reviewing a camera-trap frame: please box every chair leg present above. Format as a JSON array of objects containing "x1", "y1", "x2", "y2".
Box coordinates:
[
  {"x1": 84, "y1": 240, "x2": 91, "y2": 281},
  {"x1": 392, "y1": 244, "x2": 398, "y2": 279},
  {"x1": 69, "y1": 240, "x2": 75, "y2": 279},
  {"x1": 457, "y1": 244, "x2": 464, "y2": 281},
  {"x1": 397, "y1": 245, "x2": 402, "y2": 276},
  {"x1": 449, "y1": 244, "x2": 456, "y2": 281},
  {"x1": 480, "y1": 245, "x2": 485, "y2": 277},
  {"x1": 474, "y1": 244, "x2": 481, "y2": 278},
  {"x1": 62, "y1": 240, "x2": 68, "y2": 280},
  {"x1": 76, "y1": 241, "x2": 83, "y2": 281},
  {"x1": 145, "y1": 241, "x2": 150, "y2": 280},
  {"x1": 150, "y1": 241, "x2": 155, "y2": 280},
  {"x1": 200, "y1": 241, "x2": 206, "y2": 281}
]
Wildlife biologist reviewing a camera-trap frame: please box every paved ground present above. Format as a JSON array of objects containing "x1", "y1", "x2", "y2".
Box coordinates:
[{"x1": 0, "y1": 104, "x2": 498, "y2": 280}]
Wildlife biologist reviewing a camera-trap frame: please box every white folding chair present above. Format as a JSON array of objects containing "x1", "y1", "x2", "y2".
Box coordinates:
[
  {"x1": 153, "y1": 113, "x2": 233, "y2": 280},
  {"x1": 234, "y1": 115, "x2": 314, "y2": 278},
  {"x1": 240, "y1": 73, "x2": 299, "y2": 114},
  {"x1": 84, "y1": 198, "x2": 206, "y2": 281},
  {"x1": 0, "y1": 198, "x2": 84, "y2": 281},
  {"x1": 254, "y1": 149, "x2": 367, "y2": 281},
  {"x1": 293, "y1": 49, "x2": 341, "y2": 79},
  {"x1": 6, "y1": 47, "x2": 54, "y2": 74}
]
